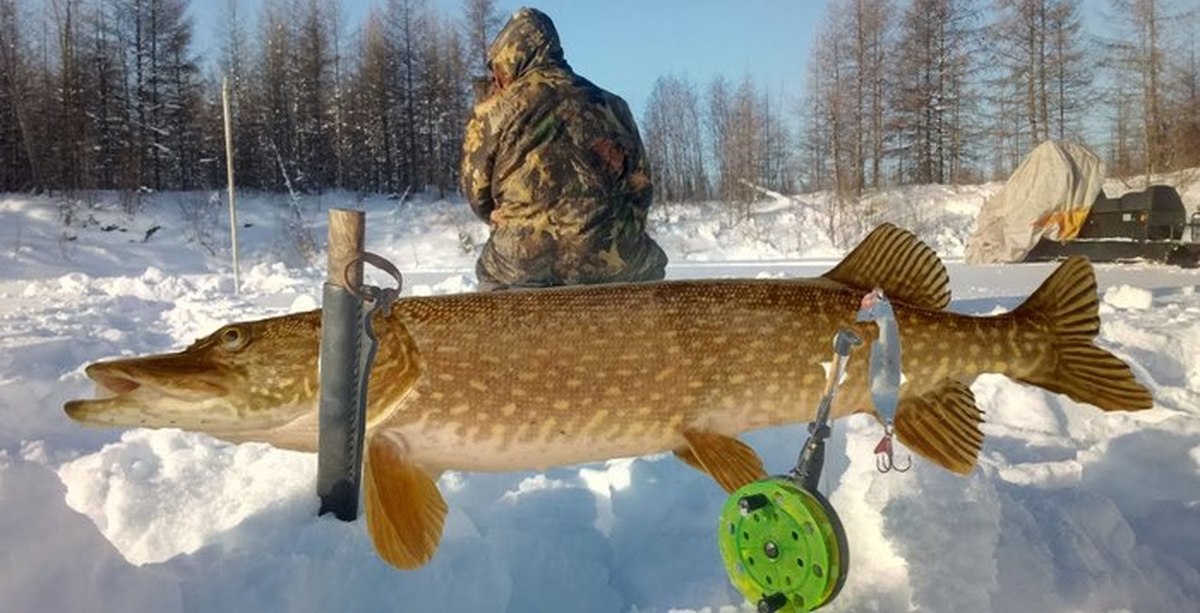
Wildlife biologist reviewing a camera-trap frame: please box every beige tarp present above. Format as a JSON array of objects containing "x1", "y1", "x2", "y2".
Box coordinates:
[{"x1": 966, "y1": 140, "x2": 1106, "y2": 264}]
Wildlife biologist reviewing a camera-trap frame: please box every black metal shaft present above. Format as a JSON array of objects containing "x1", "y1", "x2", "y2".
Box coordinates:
[
  {"x1": 789, "y1": 329, "x2": 860, "y2": 491},
  {"x1": 316, "y1": 283, "x2": 370, "y2": 520}
]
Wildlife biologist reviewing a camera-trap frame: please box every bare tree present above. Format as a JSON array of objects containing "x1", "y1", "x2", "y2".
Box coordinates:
[
  {"x1": 989, "y1": 0, "x2": 1089, "y2": 152},
  {"x1": 0, "y1": 0, "x2": 38, "y2": 190},
  {"x1": 893, "y1": 0, "x2": 982, "y2": 184},
  {"x1": 416, "y1": 8, "x2": 468, "y2": 195},
  {"x1": 706, "y1": 75, "x2": 734, "y2": 202},
  {"x1": 1167, "y1": 13, "x2": 1200, "y2": 169},
  {"x1": 389, "y1": 0, "x2": 424, "y2": 193},
  {"x1": 1047, "y1": 0, "x2": 1090, "y2": 141},
  {"x1": 327, "y1": 0, "x2": 349, "y2": 188},
  {"x1": 809, "y1": 5, "x2": 850, "y2": 199},
  {"x1": 728, "y1": 73, "x2": 763, "y2": 208},
  {"x1": 802, "y1": 0, "x2": 893, "y2": 196},
  {"x1": 643, "y1": 74, "x2": 708, "y2": 204},
  {"x1": 293, "y1": 0, "x2": 335, "y2": 190},
  {"x1": 347, "y1": 8, "x2": 400, "y2": 193},
  {"x1": 1103, "y1": 0, "x2": 1183, "y2": 179},
  {"x1": 461, "y1": 0, "x2": 501, "y2": 74},
  {"x1": 48, "y1": 0, "x2": 87, "y2": 192},
  {"x1": 796, "y1": 62, "x2": 829, "y2": 193},
  {"x1": 256, "y1": 0, "x2": 297, "y2": 190},
  {"x1": 758, "y1": 86, "x2": 792, "y2": 194}
]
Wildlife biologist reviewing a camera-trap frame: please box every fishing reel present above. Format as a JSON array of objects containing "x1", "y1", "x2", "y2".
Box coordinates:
[
  {"x1": 717, "y1": 329, "x2": 860, "y2": 613},
  {"x1": 718, "y1": 477, "x2": 849, "y2": 612}
]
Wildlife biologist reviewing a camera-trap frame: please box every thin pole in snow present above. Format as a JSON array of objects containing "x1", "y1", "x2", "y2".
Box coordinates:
[{"x1": 223, "y1": 76, "x2": 241, "y2": 294}]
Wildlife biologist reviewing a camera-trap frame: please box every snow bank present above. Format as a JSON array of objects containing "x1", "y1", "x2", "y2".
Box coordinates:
[{"x1": 1103, "y1": 284, "x2": 1154, "y2": 311}]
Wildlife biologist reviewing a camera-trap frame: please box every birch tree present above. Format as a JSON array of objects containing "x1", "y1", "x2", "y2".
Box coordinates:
[{"x1": 643, "y1": 74, "x2": 708, "y2": 204}]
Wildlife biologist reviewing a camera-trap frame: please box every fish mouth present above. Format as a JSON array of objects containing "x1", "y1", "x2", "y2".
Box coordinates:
[
  {"x1": 91, "y1": 371, "x2": 142, "y2": 395},
  {"x1": 64, "y1": 359, "x2": 227, "y2": 426}
]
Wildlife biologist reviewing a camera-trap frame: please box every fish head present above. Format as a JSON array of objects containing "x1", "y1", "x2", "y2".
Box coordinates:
[
  {"x1": 65, "y1": 311, "x2": 323, "y2": 435},
  {"x1": 856, "y1": 287, "x2": 893, "y2": 322}
]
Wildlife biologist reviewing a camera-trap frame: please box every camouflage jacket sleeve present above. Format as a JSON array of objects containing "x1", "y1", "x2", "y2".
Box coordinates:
[
  {"x1": 461, "y1": 98, "x2": 501, "y2": 222},
  {"x1": 611, "y1": 94, "x2": 654, "y2": 215}
]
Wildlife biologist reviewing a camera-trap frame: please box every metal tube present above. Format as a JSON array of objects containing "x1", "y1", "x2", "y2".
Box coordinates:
[{"x1": 317, "y1": 209, "x2": 368, "y2": 521}]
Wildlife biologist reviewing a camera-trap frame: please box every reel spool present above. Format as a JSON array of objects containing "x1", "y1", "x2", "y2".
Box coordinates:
[{"x1": 718, "y1": 478, "x2": 849, "y2": 613}]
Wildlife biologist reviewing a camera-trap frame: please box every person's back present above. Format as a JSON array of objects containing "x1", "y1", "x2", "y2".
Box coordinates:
[{"x1": 461, "y1": 7, "x2": 669, "y2": 289}]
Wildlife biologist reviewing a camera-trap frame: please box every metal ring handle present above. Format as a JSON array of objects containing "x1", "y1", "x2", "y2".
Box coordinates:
[{"x1": 342, "y1": 252, "x2": 404, "y2": 302}]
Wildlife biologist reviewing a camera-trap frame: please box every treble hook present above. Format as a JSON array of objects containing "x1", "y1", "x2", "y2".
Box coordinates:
[{"x1": 873, "y1": 424, "x2": 911, "y2": 473}]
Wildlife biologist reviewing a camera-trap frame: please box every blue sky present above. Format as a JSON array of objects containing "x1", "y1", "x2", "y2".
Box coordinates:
[{"x1": 191, "y1": 1, "x2": 826, "y2": 118}]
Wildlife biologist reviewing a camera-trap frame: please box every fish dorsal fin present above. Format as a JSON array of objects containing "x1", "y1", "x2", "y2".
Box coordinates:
[
  {"x1": 822, "y1": 223, "x2": 951, "y2": 310},
  {"x1": 894, "y1": 379, "x2": 984, "y2": 475},
  {"x1": 679, "y1": 430, "x2": 768, "y2": 493},
  {"x1": 364, "y1": 431, "x2": 447, "y2": 569}
]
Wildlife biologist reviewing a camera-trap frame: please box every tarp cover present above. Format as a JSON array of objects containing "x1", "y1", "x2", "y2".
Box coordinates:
[{"x1": 966, "y1": 140, "x2": 1105, "y2": 264}]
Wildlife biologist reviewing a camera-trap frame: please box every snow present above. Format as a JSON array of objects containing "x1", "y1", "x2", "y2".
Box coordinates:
[
  {"x1": 2, "y1": 185, "x2": 1198, "y2": 612},
  {"x1": 1103, "y1": 284, "x2": 1154, "y2": 311}
]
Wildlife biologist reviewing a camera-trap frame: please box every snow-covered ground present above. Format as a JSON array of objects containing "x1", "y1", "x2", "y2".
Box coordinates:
[{"x1": 1, "y1": 184, "x2": 1197, "y2": 612}]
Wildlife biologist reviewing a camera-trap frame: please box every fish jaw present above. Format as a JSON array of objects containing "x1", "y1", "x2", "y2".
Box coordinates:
[
  {"x1": 64, "y1": 356, "x2": 299, "y2": 431},
  {"x1": 65, "y1": 314, "x2": 325, "y2": 435}
]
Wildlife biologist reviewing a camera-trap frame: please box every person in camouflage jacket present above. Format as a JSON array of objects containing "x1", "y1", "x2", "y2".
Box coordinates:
[{"x1": 461, "y1": 7, "x2": 669, "y2": 289}]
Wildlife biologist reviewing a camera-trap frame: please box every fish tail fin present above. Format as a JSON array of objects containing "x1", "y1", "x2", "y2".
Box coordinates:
[{"x1": 1012, "y1": 256, "x2": 1153, "y2": 411}]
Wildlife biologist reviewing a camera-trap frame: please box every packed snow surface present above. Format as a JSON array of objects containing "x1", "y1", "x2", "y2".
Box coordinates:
[{"x1": 1, "y1": 185, "x2": 1198, "y2": 612}]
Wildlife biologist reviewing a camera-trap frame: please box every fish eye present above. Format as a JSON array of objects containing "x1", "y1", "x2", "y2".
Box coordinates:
[{"x1": 219, "y1": 326, "x2": 248, "y2": 352}]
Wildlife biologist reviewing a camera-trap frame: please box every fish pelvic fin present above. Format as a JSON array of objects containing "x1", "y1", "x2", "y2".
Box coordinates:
[
  {"x1": 364, "y1": 431, "x2": 448, "y2": 569},
  {"x1": 679, "y1": 430, "x2": 768, "y2": 493},
  {"x1": 1012, "y1": 256, "x2": 1154, "y2": 411},
  {"x1": 823, "y1": 223, "x2": 951, "y2": 310},
  {"x1": 894, "y1": 379, "x2": 984, "y2": 475}
]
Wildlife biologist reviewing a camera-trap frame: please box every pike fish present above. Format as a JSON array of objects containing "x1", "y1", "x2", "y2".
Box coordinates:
[{"x1": 64, "y1": 224, "x2": 1153, "y2": 569}]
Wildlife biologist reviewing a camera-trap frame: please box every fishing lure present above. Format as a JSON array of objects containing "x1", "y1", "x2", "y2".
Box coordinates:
[{"x1": 857, "y1": 288, "x2": 911, "y2": 473}]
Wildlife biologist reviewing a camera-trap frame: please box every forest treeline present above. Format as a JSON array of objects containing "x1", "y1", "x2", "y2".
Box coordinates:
[
  {"x1": 644, "y1": 0, "x2": 1200, "y2": 206},
  {"x1": 0, "y1": 0, "x2": 496, "y2": 199},
  {"x1": 1, "y1": 0, "x2": 1198, "y2": 206}
]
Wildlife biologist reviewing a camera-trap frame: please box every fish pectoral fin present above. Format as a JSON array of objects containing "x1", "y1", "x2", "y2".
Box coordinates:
[
  {"x1": 364, "y1": 431, "x2": 447, "y2": 569},
  {"x1": 893, "y1": 379, "x2": 984, "y2": 475},
  {"x1": 679, "y1": 430, "x2": 768, "y2": 493},
  {"x1": 822, "y1": 223, "x2": 950, "y2": 310},
  {"x1": 673, "y1": 446, "x2": 706, "y2": 473}
]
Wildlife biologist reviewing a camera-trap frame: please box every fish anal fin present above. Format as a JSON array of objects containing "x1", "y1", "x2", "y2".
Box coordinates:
[
  {"x1": 822, "y1": 223, "x2": 951, "y2": 310},
  {"x1": 893, "y1": 379, "x2": 984, "y2": 475},
  {"x1": 680, "y1": 430, "x2": 767, "y2": 493},
  {"x1": 364, "y1": 431, "x2": 447, "y2": 569}
]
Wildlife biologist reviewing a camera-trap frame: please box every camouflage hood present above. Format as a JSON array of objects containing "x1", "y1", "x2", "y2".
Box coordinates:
[{"x1": 487, "y1": 7, "x2": 567, "y2": 84}]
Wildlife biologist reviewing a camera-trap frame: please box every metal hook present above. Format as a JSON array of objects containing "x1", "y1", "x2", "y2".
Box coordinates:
[{"x1": 873, "y1": 425, "x2": 911, "y2": 474}]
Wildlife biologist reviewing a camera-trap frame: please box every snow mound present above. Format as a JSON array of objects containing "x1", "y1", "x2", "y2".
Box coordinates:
[{"x1": 1103, "y1": 284, "x2": 1154, "y2": 310}]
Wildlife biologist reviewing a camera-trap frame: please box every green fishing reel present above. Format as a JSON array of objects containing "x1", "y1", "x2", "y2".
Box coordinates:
[
  {"x1": 719, "y1": 327, "x2": 860, "y2": 611},
  {"x1": 718, "y1": 478, "x2": 849, "y2": 612}
]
